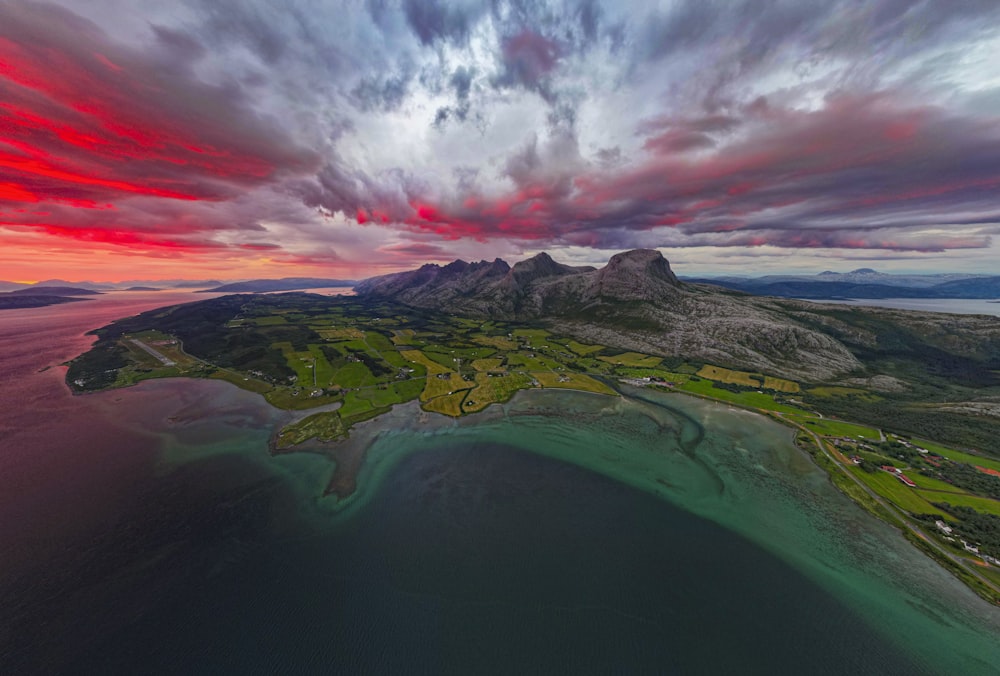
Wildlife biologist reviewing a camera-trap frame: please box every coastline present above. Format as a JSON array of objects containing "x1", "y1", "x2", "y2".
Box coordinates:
[{"x1": 49, "y1": 371, "x2": 1000, "y2": 673}]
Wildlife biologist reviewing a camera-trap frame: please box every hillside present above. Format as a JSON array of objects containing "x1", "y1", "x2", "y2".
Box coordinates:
[
  {"x1": 0, "y1": 295, "x2": 85, "y2": 310},
  {"x1": 9, "y1": 286, "x2": 101, "y2": 297}
]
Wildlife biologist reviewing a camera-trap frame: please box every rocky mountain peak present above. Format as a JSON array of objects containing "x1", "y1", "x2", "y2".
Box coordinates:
[
  {"x1": 440, "y1": 259, "x2": 469, "y2": 274},
  {"x1": 588, "y1": 249, "x2": 681, "y2": 301},
  {"x1": 507, "y1": 251, "x2": 583, "y2": 289},
  {"x1": 602, "y1": 249, "x2": 680, "y2": 282}
]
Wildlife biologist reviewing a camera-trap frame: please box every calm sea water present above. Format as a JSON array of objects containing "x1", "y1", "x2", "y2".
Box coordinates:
[
  {"x1": 798, "y1": 297, "x2": 1000, "y2": 316},
  {"x1": 1, "y1": 296, "x2": 999, "y2": 674}
]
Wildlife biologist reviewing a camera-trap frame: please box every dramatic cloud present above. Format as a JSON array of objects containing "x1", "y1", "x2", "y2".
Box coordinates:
[{"x1": 2, "y1": 0, "x2": 1000, "y2": 280}]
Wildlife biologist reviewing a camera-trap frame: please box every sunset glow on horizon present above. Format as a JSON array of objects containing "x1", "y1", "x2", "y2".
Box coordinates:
[{"x1": 2, "y1": 0, "x2": 1000, "y2": 281}]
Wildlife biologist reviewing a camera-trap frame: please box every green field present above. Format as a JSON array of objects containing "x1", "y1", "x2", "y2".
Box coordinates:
[
  {"x1": 697, "y1": 364, "x2": 761, "y2": 387},
  {"x1": 906, "y1": 473, "x2": 964, "y2": 492},
  {"x1": 463, "y1": 372, "x2": 534, "y2": 412},
  {"x1": 424, "y1": 390, "x2": 468, "y2": 417},
  {"x1": 473, "y1": 334, "x2": 518, "y2": 350},
  {"x1": 400, "y1": 349, "x2": 450, "y2": 375},
  {"x1": 851, "y1": 468, "x2": 949, "y2": 517},
  {"x1": 807, "y1": 386, "x2": 880, "y2": 402},
  {"x1": 911, "y1": 439, "x2": 1000, "y2": 473},
  {"x1": 565, "y1": 340, "x2": 604, "y2": 356},
  {"x1": 275, "y1": 411, "x2": 346, "y2": 449},
  {"x1": 762, "y1": 375, "x2": 800, "y2": 393},
  {"x1": 615, "y1": 367, "x2": 691, "y2": 383},
  {"x1": 534, "y1": 371, "x2": 616, "y2": 395},
  {"x1": 679, "y1": 378, "x2": 806, "y2": 414},
  {"x1": 512, "y1": 328, "x2": 550, "y2": 341},
  {"x1": 317, "y1": 327, "x2": 365, "y2": 340},
  {"x1": 921, "y1": 492, "x2": 1000, "y2": 517},
  {"x1": 333, "y1": 362, "x2": 375, "y2": 388},
  {"x1": 251, "y1": 315, "x2": 287, "y2": 326},
  {"x1": 788, "y1": 415, "x2": 881, "y2": 440},
  {"x1": 599, "y1": 352, "x2": 662, "y2": 368},
  {"x1": 472, "y1": 357, "x2": 504, "y2": 371},
  {"x1": 421, "y1": 372, "x2": 471, "y2": 401}
]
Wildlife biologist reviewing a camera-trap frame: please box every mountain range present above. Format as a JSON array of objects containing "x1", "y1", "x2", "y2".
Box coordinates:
[{"x1": 355, "y1": 249, "x2": 1000, "y2": 383}]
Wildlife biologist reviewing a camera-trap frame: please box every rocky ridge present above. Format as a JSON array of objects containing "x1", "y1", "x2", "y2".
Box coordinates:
[{"x1": 355, "y1": 249, "x2": 1000, "y2": 382}]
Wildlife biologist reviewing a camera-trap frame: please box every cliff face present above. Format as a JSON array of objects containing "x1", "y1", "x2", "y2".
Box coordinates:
[
  {"x1": 353, "y1": 249, "x2": 1000, "y2": 382},
  {"x1": 355, "y1": 249, "x2": 674, "y2": 314}
]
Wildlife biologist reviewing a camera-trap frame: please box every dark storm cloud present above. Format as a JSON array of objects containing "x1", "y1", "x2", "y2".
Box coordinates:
[{"x1": 401, "y1": 0, "x2": 479, "y2": 46}]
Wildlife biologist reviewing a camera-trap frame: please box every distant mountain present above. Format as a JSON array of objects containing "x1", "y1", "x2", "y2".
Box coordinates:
[
  {"x1": 200, "y1": 278, "x2": 356, "y2": 293},
  {"x1": 930, "y1": 277, "x2": 1000, "y2": 299},
  {"x1": 688, "y1": 269, "x2": 987, "y2": 291},
  {"x1": 32, "y1": 279, "x2": 111, "y2": 291},
  {"x1": 0, "y1": 281, "x2": 29, "y2": 293},
  {"x1": 173, "y1": 280, "x2": 223, "y2": 289},
  {"x1": 685, "y1": 275, "x2": 1000, "y2": 299},
  {"x1": 124, "y1": 286, "x2": 161, "y2": 291},
  {"x1": 685, "y1": 279, "x2": 940, "y2": 299},
  {"x1": 10, "y1": 286, "x2": 102, "y2": 297}
]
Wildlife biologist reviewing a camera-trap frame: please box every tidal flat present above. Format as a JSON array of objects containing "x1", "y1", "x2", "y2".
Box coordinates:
[{"x1": 24, "y1": 377, "x2": 1000, "y2": 673}]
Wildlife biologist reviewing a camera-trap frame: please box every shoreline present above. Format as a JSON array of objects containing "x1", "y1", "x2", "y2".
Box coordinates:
[{"x1": 66, "y1": 355, "x2": 1000, "y2": 609}]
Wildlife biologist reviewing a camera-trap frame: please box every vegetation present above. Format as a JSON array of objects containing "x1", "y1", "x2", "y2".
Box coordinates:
[{"x1": 599, "y1": 352, "x2": 663, "y2": 368}]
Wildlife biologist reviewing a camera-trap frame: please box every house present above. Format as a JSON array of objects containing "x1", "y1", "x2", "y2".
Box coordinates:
[
  {"x1": 880, "y1": 465, "x2": 917, "y2": 487},
  {"x1": 935, "y1": 520, "x2": 953, "y2": 535}
]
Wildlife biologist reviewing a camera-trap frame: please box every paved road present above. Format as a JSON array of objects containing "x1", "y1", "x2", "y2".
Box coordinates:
[{"x1": 130, "y1": 339, "x2": 175, "y2": 367}]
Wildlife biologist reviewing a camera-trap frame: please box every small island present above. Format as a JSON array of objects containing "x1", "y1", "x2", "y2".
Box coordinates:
[{"x1": 0, "y1": 286, "x2": 100, "y2": 310}]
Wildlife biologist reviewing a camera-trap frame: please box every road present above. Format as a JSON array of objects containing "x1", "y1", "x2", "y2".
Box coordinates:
[
  {"x1": 130, "y1": 339, "x2": 175, "y2": 367},
  {"x1": 786, "y1": 416, "x2": 1000, "y2": 600}
]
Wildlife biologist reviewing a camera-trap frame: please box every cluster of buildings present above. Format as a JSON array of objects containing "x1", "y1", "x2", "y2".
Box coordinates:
[{"x1": 880, "y1": 465, "x2": 918, "y2": 487}]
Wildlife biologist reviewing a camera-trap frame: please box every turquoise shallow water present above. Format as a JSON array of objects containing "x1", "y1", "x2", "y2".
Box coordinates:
[{"x1": 1, "y1": 297, "x2": 999, "y2": 674}]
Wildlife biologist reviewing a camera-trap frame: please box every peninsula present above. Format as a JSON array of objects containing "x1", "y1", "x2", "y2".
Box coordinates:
[{"x1": 67, "y1": 250, "x2": 1000, "y2": 605}]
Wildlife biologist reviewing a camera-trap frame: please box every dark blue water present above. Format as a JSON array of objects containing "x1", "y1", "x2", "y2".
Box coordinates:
[{"x1": 4, "y1": 442, "x2": 918, "y2": 675}]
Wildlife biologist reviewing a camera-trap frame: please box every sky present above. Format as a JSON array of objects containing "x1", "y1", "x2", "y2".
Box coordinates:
[{"x1": 2, "y1": 0, "x2": 1000, "y2": 282}]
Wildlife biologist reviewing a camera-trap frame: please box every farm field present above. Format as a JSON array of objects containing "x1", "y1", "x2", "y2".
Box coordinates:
[
  {"x1": 599, "y1": 352, "x2": 662, "y2": 368},
  {"x1": 787, "y1": 415, "x2": 882, "y2": 440},
  {"x1": 678, "y1": 378, "x2": 806, "y2": 414},
  {"x1": 851, "y1": 468, "x2": 949, "y2": 517},
  {"x1": 911, "y1": 439, "x2": 1000, "y2": 474},
  {"x1": 920, "y1": 491, "x2": 1000, "y2": 517}
]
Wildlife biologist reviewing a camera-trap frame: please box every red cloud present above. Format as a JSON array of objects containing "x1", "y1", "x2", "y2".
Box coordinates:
[
  {"x1": 0, "y1": 3, "x2": 319, "y2": 253},
  {"x1": 372, "y1": 93, "x2": 1000, "y2": 251}
]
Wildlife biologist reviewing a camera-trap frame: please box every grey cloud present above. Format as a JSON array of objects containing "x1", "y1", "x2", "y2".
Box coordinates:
[
  {"x1": 352, "y1": 66, "x2": 414, "y2": 112},
  {"x1": 402, "y1": 0, "x2": 477, "y2": 45}
]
